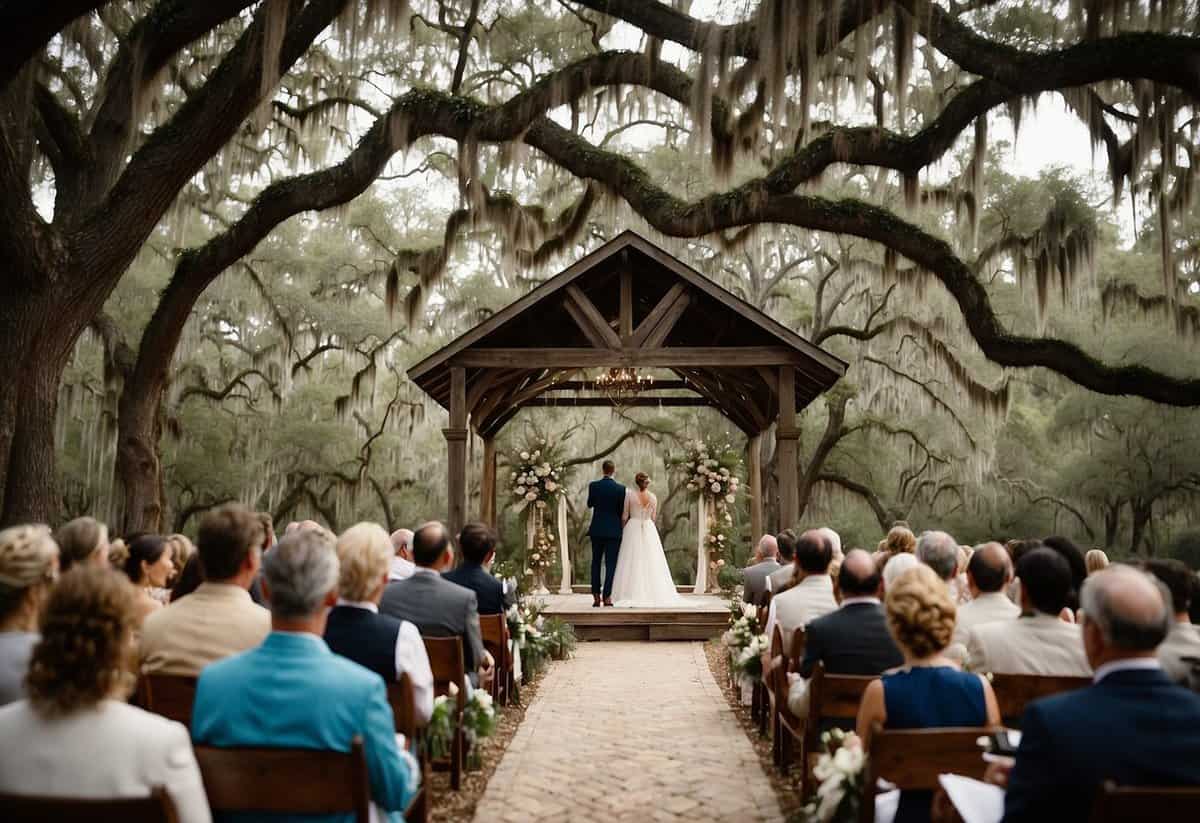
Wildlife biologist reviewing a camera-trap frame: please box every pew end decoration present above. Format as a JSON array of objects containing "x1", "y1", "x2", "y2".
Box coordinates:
[
  {"x1": 801, "y1": 728, "x2": 866, "y2": 823},
  {"x1": 722, "y1": 597, "x2": 765, "y2": 704}
]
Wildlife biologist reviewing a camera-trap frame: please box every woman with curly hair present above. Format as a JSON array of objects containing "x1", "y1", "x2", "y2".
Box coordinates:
[
  {"x1": 0, "y1": 525, "x2": 58, "y2": 705},
  {"x1": 857, "y1": 564, "x2": 1000, "y2": 823},
  {"x1": 0, "y1": 566, "x2": 210, "y2": 822},
  {"x1": 873, "y1": 524, "x2": 917, "y2": 571}
]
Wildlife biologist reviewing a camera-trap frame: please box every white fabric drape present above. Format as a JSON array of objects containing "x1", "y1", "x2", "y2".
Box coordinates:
[
  {"x1": 694, "y1": 494, "x2": 708, "y2": 594},
  {"x1": 556, "y1": 494, "x2": 571, "y2": 594},
  {"x1": 525, "y1": 504, "x2": 536, "y2": 549}
]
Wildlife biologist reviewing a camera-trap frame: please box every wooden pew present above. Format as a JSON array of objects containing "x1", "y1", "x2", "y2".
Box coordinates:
[
  {"x1": 478, "y1": 612, "x2": 511, "y2": 707},
  {"x1": 423, "y1": 636, "x2": 468, "y2": 790},
  {"x1": 858, "y1": 725, "x2": 992, "y2": 823},
  {"x1": 386, "y1": 674, "x2": 429, "y2": 823},
  {"x1": 797, "y1": 662, "x2": 873, "y2": 794},
  {"x1": 751, "y1": 592, "x2": 772, "y2": 730},
  {"x1": 1, "y1": 786, "x2": 179, "y2": 823},
  {"x1": 990, "y1": 673, "x2": 1091, "y2": 727},
  {"x1": 134, "y1": 674, "x2": 198, "y2": 729},
  {"x1": 1088, "y1": 781, "x2": 1200, "y2": 822},
  {"x1": 195, "y1": 737, "x2": 372, "y2": 823},
  {"x1": 767, "y1": 625, "x2": 789, "y2": 766}
]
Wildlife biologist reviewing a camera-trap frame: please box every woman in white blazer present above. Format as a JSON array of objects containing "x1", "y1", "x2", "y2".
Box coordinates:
[{"x1": 0, "y1": 566, "x2": 211, "y2": 823}]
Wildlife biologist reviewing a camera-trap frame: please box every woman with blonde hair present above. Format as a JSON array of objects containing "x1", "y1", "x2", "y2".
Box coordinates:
[
  {"x1": 857, "y1": 564, "x2": 1001, "y2": 823},
  {"x1": 1085, "y1": 548, "x2": 1110, "y2": 575},
  {"x1": 0, "y1": 525, "x2": 59, "y2": 705},
  {"x1": 160, "y1": 533, "x2": 196, "y2": 600},
  {"x1": 53, "y1": 516, "x2": 109, "y2": 572},
  {"x1": 0, "y1": 566, "x2": 210, "y2": 822}
]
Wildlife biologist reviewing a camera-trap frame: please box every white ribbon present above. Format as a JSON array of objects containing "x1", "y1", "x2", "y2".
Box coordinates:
[
  {"x1": 694, "y1": 494, "x2": 708, "y2": 594},
  {"x1": 557, "y1": 494, "x2": 571, "y2": 594}
]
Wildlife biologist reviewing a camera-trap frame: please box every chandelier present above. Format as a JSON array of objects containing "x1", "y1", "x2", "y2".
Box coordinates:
[{"x1": 594, "y1": 367, "x2": 654, "y2": 406}]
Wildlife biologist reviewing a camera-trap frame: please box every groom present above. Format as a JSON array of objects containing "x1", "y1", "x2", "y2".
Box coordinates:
[{"x1": 587, "y1": 460, "x2": 625, "y2": 608}]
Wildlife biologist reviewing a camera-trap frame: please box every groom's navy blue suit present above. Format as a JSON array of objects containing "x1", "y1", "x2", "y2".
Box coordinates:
[{"x1": 587, "y1": 475, "x2": 626, "y2": 598}]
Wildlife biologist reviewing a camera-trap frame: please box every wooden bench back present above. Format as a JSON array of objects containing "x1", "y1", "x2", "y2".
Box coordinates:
[
  {"x1": 478, "y1": 612, "x2": 510, "y2": 699},
  {"x1": 789, "y1": 626, "x2": 807, "y2": 670},
  {"x1": 386, "y1": 672, "x2": 418, "y2": 738},
  {"x1": 134, "y1": 674, "x2": 198, "y2": 728},
  {"x1": 990, "y1": 673, "x2": 1090, "y2": 725},
  {"x1": 423, "y1": 635, "x2": 467, "y2": 708},
  {"x1": 194, "y1": 737, "x2": 370, "y2": 823},
  {"x1": 0, "y1": 786, "x2": 179, "y2": 823},
  {"x1": 1089, "y1": 781, "x2": 1200, "y2": 822},
  {"x1": 859, "y1": 725, "x2": 992, "y2": 822},
  {"x1": 804, "y1": 662, "x2": 875, "y2": 757}
]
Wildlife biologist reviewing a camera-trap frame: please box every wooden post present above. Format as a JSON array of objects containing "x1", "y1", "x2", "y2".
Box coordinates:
[
  {"x1": 619, "y1": 267, "x2": 633, "y2": 342},
  {"x1": 445, "y1": 367, "x2": 468, "y2": 539},
  {"x1": 481, "y1": 435, "x2": 497, "y2": 529},
  {"x1": 748, "y1": 433, "x2": 764, "y2": 545},
  {"x1": 777, "y1": 367, "x2": 800, "y2": 530}
]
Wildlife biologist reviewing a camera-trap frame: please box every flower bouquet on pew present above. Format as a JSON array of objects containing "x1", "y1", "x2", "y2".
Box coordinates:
[
  {"x1": 802, "y1": 728, "x2": 866, "y2": 823},
  {"x1": 462, "y1": 689, "x2": 497, "y2": 770},
  {"x1": 424, "y1": 687, "x2": 498, "y2": 770}
]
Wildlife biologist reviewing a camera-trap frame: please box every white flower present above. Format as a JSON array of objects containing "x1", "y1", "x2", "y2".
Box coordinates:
[
  {"x1": 720, "y1": 468, "x2": 730, "y2": 477},
  {"x1": 687, "y1": 482, "x2": 696, "y2": 491},
  {"x1": 520, "y1": 451, "x2": 530, "y2": 460},
  {"x1": 525, "y1": 491, "x2": 537, "y2": 501},
  {"x1": 725, "y1": 494, "x2": 736, "y2": 503},
  {"x1": 524, "y1": 569, "x2": 532, "y2": 576},
  {"x1": 530, "y1": 553, "x2": 540, "y2": 561},
  {"x1": 536, "y1": 500, "x2": 547, "y2": 509},
  {"x1": 717, "y1": 558, "x2": 726, "y2": 567},
  {"x1": 710, "y1": 482, "x2": 721, "y2": 493},
  {"x1": 516, "y1": 486, "x2": 526, "y2": 495},
  {"x1": 532, "y1": 450, "x2": 541, "y2": 459},
  {"x1": 474, "y1": 690, "x2": 494, "y2": 711},
  {"x1": 545, "y1": 481, "x2": 558, "y2": 492}
]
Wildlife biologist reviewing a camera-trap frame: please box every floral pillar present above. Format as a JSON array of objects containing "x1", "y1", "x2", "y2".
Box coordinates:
[
  {"x1": 679, "y1": 437, "x2": 742, "y2": 595},
  {"x1": 509, "y1": 435, "x2": 568, "y2": 597}
]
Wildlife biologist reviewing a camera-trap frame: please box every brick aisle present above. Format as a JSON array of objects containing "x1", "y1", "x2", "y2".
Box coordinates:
[{"x1": 471, "y1": 642, "x2": 784, "y2": 823}]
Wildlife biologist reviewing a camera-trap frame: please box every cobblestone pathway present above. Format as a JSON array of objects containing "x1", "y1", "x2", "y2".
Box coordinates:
[{"x1": 472, "y1": 642, "x2": 784, "y2": 823}]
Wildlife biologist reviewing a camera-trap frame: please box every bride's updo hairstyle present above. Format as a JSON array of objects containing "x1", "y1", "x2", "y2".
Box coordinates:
[{"x1": 635, "y1": 472, "x2": 650, "y2": 491}]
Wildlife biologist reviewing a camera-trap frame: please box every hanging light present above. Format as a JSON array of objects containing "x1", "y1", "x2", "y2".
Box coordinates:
[{"x1": 594, "y1": 367, "x2": 654, "y2": 407}]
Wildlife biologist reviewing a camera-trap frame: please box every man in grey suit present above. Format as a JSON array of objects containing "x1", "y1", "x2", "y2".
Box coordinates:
[
  {"x1": 380, "y1": 522, "x2": 493, "y2": 687},
  {"x1": 742, "y1": 534, "x2": 781, "y2": 605},
  {"x1": 767, "y1": 529, "x2": 798, "y2": 595}
]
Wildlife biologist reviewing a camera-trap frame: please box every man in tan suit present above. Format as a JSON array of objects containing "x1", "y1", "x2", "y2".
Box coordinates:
[
  {"x1": 967, "y1": 547, "x2": 1091, "y2": 676},
  {"x1": 140, "y1": 503, "x2": 271, "y2": 676},
  {"x1": 764, "y1": 529, "x2": 837, "y2": 650},
  {"x1": 953, "y1": 542, "x2": 1020, "y2": 645},
  {"x1": 1144, "y1": 558, "x2": 1200, "y2": 688}
]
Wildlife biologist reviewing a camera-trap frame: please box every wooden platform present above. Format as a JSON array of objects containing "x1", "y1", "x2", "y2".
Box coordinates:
[{"x1": 536, "y1": 593, "x2": 729, "y2": 641}]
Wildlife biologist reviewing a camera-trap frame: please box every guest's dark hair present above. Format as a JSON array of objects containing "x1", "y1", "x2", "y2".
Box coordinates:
[
  {"x1": 1006, "y1": 538, "x2": 1043, "y2": 565},
  {"x1": 1143, "y1": 558, "x2": 1195, "y2": 615},
  {"x1": 122, "y1": 534, "x2": 167, "y2": 583},
  {"x1": 197, "y1": 503, "x2": 264, "y2": 581},
  {"x1": 635, "y1": 472, "x2": 650, "y2": 491},
  {"x1": 601, "y1": 460, "x2": 615, "y2": 475},
  {"x1": 967, "y1": 545, "x2": 1009, "y2": 593},
  {"x1": 795, "y1": 530, "x2": 832, "y2": 574},
  {"x1": 839, "y1": 556, "x2": 882, "y2": 597},
  {"x1": 1042, "y1": 535, "x2": 1087, "y2": 609},
  {"x1": 170, "y1": 554, "x2": 205, "y2": 602},
  {"x1": 412, "y1": 522, "x2": 450, "y2": 567},
  {"x1": 1016, "y1": 548, "x2": 1073, "y2": 615},
  {"x1": 458, "y1": 522, "x2": 497, "y2": 566},
  {"x1": 775, "y1": 529, "x2": 797, "y2": 561}
]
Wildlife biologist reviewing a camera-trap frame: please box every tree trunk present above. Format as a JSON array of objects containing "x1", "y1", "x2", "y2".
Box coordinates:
[
  {"x1": 1129, "y1": 500, "x2": 1152, "y2": 556},
  {"x1": 1103, "y1": 502, "x2": 1121, "y2": 548},
  {"x1": 115, "y1": 387, "x2": 164, "y2": 534}
]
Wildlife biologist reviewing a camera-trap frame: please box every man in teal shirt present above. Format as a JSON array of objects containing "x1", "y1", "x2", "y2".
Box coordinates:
[{"x1": 193, "y1": 529, "x2": 418, "y2": 821}]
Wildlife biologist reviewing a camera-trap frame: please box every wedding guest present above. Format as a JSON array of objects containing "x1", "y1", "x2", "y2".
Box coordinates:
[
  {"x1": 967, "y1": 548, "x2": 1091, "y2": 676},
  {"x1": 139, "y1": 504, "x2": 270, "y2": 677},
  {"x1": 192, "y1": 531, "x2": 416, "y2": 819},
  {"x1": 121, "y1": 534, "x2": 173, "y2": 626},
  {"x1": 1043, "y1": 535, "x2": 1088, "y2": 614},
  {"x1": 53, "y1": 516, "x2": 109, "y2": 572},
  {"x1": 389, "y1": 528, "x2": 416, "y2": 582},
  {"x1": 444, "y1": 522, "x2": 512, "y2": 616},
  {"x1": 915, "y1": 530, "x2": 959, "y2": 583},
  {"x1": 741, "y1": 534, "x2": 780, "y2": 605},
  {"x1": 257, "y1": 511, "x2": 276, "y2": 551},
  {"x1": 882, "y1": 552, "x2": 919, "y2": 592},
  {"x1": 1143, "y1": 558, "x2": 1200, "y2": 688},
  {"x1": 787, "y1": 549, "x2": 903, "y2": 716},
  {"x1": 873, "y1": 524, "x2": 916, "y2": 570},
  {"x1": 1085, "y1": 548, "x2": 1109, "y2": 575},
  {"x1": 1004, "y1": 538, "x2": 1043, "y2": 604},
  {"x1": 816, "y1": 527, "x2": 843, "y2": 563},
  {"x1": 767, "y1": 529, "x2": 797, "y2": 594},
  {"x1": 0, "y1": 567, "x2": 210, "y2": 823},
  {"x1": 170, "y1": 554, "x2": 204, "y2": 602},
  {"x1": 325, "y1": 522, "x2": 434, "y2": 723},
  {"x1": 857, "y1": 564, "x2": 1001, "y2": 823},
  {"x1": 0, "y1": 525, "x2": 58, "y2": 706},
  {"x1": 765, "y1": 529, "x2": 837, "y2": 649},
  {"x1": 996, "y1": 565, "x2": 1200, "y2": 822},
  {"x1": 381, "y1": 522, "x2": 493, "y2": 688},
  {"x1": 952, "y1": 545, "x2": 973, "y2": 603},
  {"x1": 952, "y1": 542, "x2": 1020, "y2": 646}
]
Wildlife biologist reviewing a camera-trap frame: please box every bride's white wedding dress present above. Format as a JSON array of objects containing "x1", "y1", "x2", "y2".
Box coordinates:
[{"x1": 610, "y1": 489, "x2": 683, "y2": 607}]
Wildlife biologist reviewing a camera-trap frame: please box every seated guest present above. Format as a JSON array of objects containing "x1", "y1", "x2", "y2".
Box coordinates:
[
  {"x1": 952, "y1": 542, "x2": 1020, "y2": 645},
  {"x1": 170, "y1": 554, "x2": 204, "y2": 602},
  {"x1": 873, "y1": 524, "x2": 916, "y2": 571},
  {"x1": 1004, "y1": 538, "x2": 1043, "y2": 604},
  {"x1": 857, "y1": 565, "x2": 1001, "y2": 823},
  {"x1": 787, "y1": 549, "x2": 903, "y2": 716},
  {"x1": 443, "y1": 522, "x2": 514, "y2": 616},
  {"x1": 1043, "y1": 535, "x2": 1088, "y2": 614},
  {"x1": 325, "y1": 523, "x2": 434, "y2": 723},
  {"x1": 163, "y1": 533, "x2": 196, "y2": 590},
  {"x1": 139, "y1": 503, "x2": 270, "y2": 677},
  {"x1": 1085, "y1": 548, "x2": 1109, "y2": 575},
  {"x1": 915, "y1": 530, "x2": 959, "y2": 583},
  {"x1": 998, "y1": 565, "x2": 1200, "y2": 822},
  {"x1": 389, "y1": 528, "x2": 415, "y2": 581},
  {"x1": 882, "y1": 552, "x2": 918, "y2": 592},
  {"x1": 247, "y1": 512, "x2": 275, "y2": 605},
  {"x1": 381, "y1": 522, "x2": 493, "y2": 688},
  {"x1": 767, "y1": 529, "x2": 797, "y2": 594},
  {"x1": 741, "y1": 534, "x2": 780, "y2": 605},
  {"x1": 968, "y1": 548, "x2": 1091, "y2": 676},
  {"x1": 121, "y1": 534, "x2": 174, "y2": 626},
  {"x1": 765, "y1": 529, "x2": 837, "y2": 649},
  {"x1": 0, "y1": 567, "x2": 210, "y2": 823},
  {"x1": 192, "y1": 530, "x2": 416, "y2": 820},
  {"x1": 1144, "y1": 558, "x2": 1200, "y2": 688},
  {"x1": 53, "y1": 516, "x2": 109, "y2": 572},
  {"x1": 816, "y1": 526, "x2": 843, "y2": 563},
  {"x1": 0, "y1": 525, "x2": 58, "y2": 706}
]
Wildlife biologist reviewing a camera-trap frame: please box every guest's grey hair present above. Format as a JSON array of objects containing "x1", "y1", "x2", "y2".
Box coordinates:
[
  {"x1": 390, "y1": 528, "x2": 414, "y2": 556},
  {"x1": 916, "y1": 530, "x2": 959, "y2": 581},
  {"x1": 816, "y1": 527, "x2": 842, "y2": 560},
  {"x1": 1080, "y1": 565, "x2": 1172, "y2": 652},
  {"x1": 882, "y1": 552, "x2": 919, "y2": 588},
  {"x1": 262, "y1": 530, "x2": 339, "y2": 619},
  {"x1": 757, "y1": 534, "x2": 778, "y2": 559}
]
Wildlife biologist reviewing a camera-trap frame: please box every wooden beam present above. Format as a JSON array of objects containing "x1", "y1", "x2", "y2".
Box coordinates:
[
  {"x1": 453, "y1": 346, "x2": 806, "y2": 368},
  {"x1": 641, "y1": 292, "x2": 691, "y2": 348},
  {"x1": 619, "y1": 268, "x2": 633, "y2": 342},
  {"x1": 565, "y1": 285, "x2": 621, "y2": 349},
  {"x1": 521, "y1": 396, "x2": 714, "y2": 407},
  {"x1": 748, "y1": 434, "x2": 764, "y2": 546},
  {"x1": 563, "y1": 296, "x2": 617, "y2": 350},
  {"x1": 629, "y1": 283, "x2": 688, "y2": 347},
  {"x1": 446, "y1": 367, "x2": 469, "y2": 539},
  {"x1": 545, "y1": 379, "x2": 691, "y2": 392},
  {"x1": 481, "y1": 436, "x2": 497, "y2": 528},
  {"x1": 777, "y1": 366, "x2": 799, "y2": 530}
]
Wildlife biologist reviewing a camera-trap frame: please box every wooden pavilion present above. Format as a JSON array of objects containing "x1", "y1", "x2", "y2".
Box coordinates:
[{"x1": 407, "y1": 231, "x2": 847, "y2": 541}]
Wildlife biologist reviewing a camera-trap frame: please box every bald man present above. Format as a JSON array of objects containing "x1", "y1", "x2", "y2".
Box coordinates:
[
  {"x1": 952, "y1": 542, "x2": 1020, "y2": 646},
  {"x1": 741, "y1": 534, "x2": 780, "y2": 605},
  {"x1": 998, "y1": 566, "x2": 1200, "y2": 822},
  {"x1": 389, "y1": 528, "x2": 415, "y2": 581}
]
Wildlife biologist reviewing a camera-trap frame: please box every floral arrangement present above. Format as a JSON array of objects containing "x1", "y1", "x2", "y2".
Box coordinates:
[
  {"x1": 674, "y1": 436, "x2": 744, "y2": 589},
  {"x1": 732, "y1": 631, "x2": 770, "y2": 681},
  {"x1": 508, "y1": 436, "x2": 567, "y2": 509},
  {"x1": 505, "y1": 599, "x2": 576, "y2": 681},
  {"x1": 425, "y1": 687, "x2": 498, "y2": 769},
  {"x1": 801, "y1": 729, "x2": 866, "y2": 822}
]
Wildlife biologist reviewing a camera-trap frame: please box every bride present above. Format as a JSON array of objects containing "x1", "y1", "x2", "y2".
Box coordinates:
[{"x1": 610, "y1": 472, "x2": 683, "y2": 607}]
